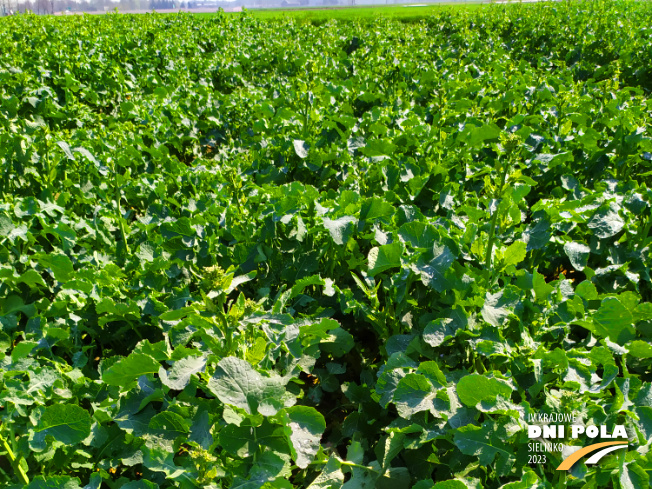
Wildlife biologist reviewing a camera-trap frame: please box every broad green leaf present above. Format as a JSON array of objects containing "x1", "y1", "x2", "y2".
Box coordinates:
[
  {"x1": 121, "y1": 482, "x2": 160, "y2": 489},
  {"x1": 532, "y1": 270, "x2": 554, "y2": 303},
  {"x1": 0, "y1": 331, "x2": 10, "y2": 352},
  {"x1": 380, "y1": 432, "x2": 405, "y2": 470},
  {"x1": 0, "y1": 214, "x2": 14, "y2": 237},
  {"x1": 634, "y1": 303, "x2": 652, "y2": 322},
  {"x1": 26, "y1": 476, "x2": 83, "y2": 489},
  {"x1": 320, "y1": 326, "x2": 355, "y2": 357},
  {"x1": 115, "y1": 405, "x2": 157, "y2": 436},
  {"x1": 282, "y1": 406, "x2": 326, "y2": 469},
  {"x1": 56, "y1": 141, "x2": 76, "y2": 160},
  {"x1": 246, "y1": 336, "x2": 268, "y2": 365},
  {"x1": 376, "y1": 467, "x2": 410, "y2": 489},
  {"x1": 142, "y1": 446, "x2": 186, "y2": 479},
  {"x1": 393, "y1": 373, "x2": 437, "y2": 419},
  {"x1": 293, "y1": 139, "x2": 309, "y2": 159},
  {"x1": 417, "y1": 361, "x2": 447, "y2": 387},
  {"x1": 497, "y1": 469, "x2": 541, "y2": 488},
  {"x1": 306, "y1": 455, "x2": 344, "y2": 489},
  {"x1": 72, "y1": 146, "x2": 98, "y2": 164},
  {"x1": 533, "y1": 152, "x2": 573, "y2": 167},
  {"x1": 249, "y1": 450, "x2": 289, "y2": 482},
  {"x1": 322, "y1": 216, "x2": 356, "y2": 245},
  {"x1": 588, "y1": 202, "x2": 624, "y2": 238},
  {"x1": 189, "y1": 410, "x2": 213, "y2": 449},
  {"x1": 219, "y1": 419, "x2": 287, "y2": 458},
  {"x1": 433, "y1": 481, "x2": 467, "y2": 489},
  {"x1": 84, "y1": 473, "x2": 103, "y2": 489},
  {"x1": 12, "y1": 340, "x2": 38, "y2": 361},
  {"x1": 207, "y1": 357, "x2": 285, "y2": 415},
  {"x1": 619, "y1": 461, "x2": 649, "y2": 489},
  {"x1": 593, "y1": 297, "x2": 636, "y2": 345},
  {"x1": 160, "y1": 355, "x2": 207, "y2": 391},
  {"x1": 368, "y1": 243, "x2": 403, "y2": 277},
  {"x1": 219, "y1": 424, "x2": 259, "y2": 458},
  {"x1": 149, "y1": 411, "x2": 191, "y2": 438},
  {"x1": 501, "y1": 241, "x2": 527, "y2": 268},
  {"x1": 634, "y1": 406, "x2": 652, "y2": 440},
  {"x1": 288, "y1": 274, "x2": 325, "y2": 299},
  {"x1": 456, "y1": 374, "x2": 512, "y2": 407},
  {"x1": 342, "y1": 460, "x2": 381, "y2": 489},
  {"x1": 361, "y1": 138, "x2": 396, "y2": 157},
  {"x1": 398, "y1": 221, "x2": 439, "y2": 249},
  {"x1": 423, "y1": 318, "x2": 458, "y2": 347},
  {"x1": 96, "y1": 298, "x2": 141, "y2": 325},
  {"x1": 410, "y1": 243, "x2": 455, "y2": 292},
  {"x1": 360, "y1": 197, "x2": 394, "y2": 222},
  {"x1": 466, "y1": 123, "x2": 500, "y2": 146},
  {"x1": 34, "y1": 404, "x2": 91, "y2": 445},
  {"x1": 1, "y1": 294, "x2": 35, "y2": 316},
  {"x1": 225, "y1": 270, "x2": 258, "y2": 294},
  {"x1": 34, "y1": 253, "x2": 75, "y2": 282},
  {"x1": 18, "y1": 269, "x2": 47, "y2": 288},
  {"x1": 453, "y1": 423, "x2": 512, "y2": 465},
  {"x1": 376, "y1": 368, "x2": 408, "y2": 408},
  {"x1": 576, "y1": 281, "x2": 598, "y2": 300},
  {"x1": 102, "y1": 353, "x2": 160, "y2": 388},
  {"x1": 136, "y1": 242, "x2": 155, "y2": 262},
  {"x1": 564, "y1": 242, "x2": 590, "y2": 271},
  {"x1": 522, "y1": 219, "x2": 551, "y2": 251},
  {"x1": 134, "y1": 339, "x2": 170, "y2": 362},
  {"x1": 628, "y1": 341, "x2": 652, "y2": 359},
  {"x1": 481, "y1": 287, "x2": 520, "y2": 326}
]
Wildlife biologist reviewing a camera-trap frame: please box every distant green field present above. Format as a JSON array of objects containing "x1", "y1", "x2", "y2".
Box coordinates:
[{"x1": 194, "y1": 2, "x2": 487, "y2": 21}]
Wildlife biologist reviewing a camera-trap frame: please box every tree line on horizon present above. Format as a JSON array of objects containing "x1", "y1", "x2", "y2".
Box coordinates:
[{"x1": 1, "y1": 0, "x2": 248, "y2": 15}]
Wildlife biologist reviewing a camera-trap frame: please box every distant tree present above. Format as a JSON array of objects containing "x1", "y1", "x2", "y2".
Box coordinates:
[
  {"x1": 35, "y1": 0, "x2": 48, "y2": 13},
  {"x1": 151, "y1": 0, "x2": 174, "y2": 9}
]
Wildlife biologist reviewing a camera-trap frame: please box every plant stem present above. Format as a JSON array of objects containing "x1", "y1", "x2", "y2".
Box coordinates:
[
  {"x1": 113, "y1": 162, "x2": 130, "y2": 256},
  {"x1": 641, "y1": 219, "x2": 652, "y2": 245},
  {"x1": 484, "y1": 157, "x2": 511, "y2": 270},
  {"x1": 0, "y1": 432, "x2": 29, "y2": 485},
  {"x1": 45, "y1": 128, "x2": 52, "y2": 195},
  {"x1": 311, "y1": 458, "x2": 379, "y2": 472},
  {"x1": 303, "y1": 90, "x2": 310, "y2": 138},
  {"x1": 339, "y1": 460, "x2": 378, "y2": 471}
]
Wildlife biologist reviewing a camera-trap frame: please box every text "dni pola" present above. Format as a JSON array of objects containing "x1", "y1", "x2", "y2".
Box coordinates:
[{"x1": 528, "y1": 424, "x2": 627, "y2": 439}]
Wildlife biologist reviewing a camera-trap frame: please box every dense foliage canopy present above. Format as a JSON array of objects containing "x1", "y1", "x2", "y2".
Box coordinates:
[{"x1": 1, "y1": 2, "x2": 652, "y2": 488}]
